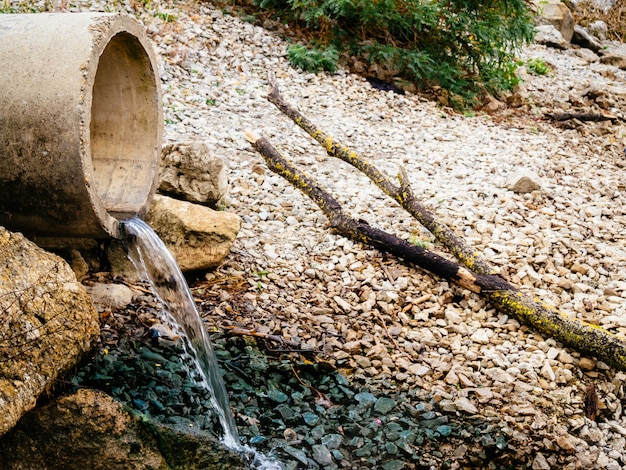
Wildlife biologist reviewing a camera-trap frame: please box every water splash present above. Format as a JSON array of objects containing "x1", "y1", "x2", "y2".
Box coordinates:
[{"x1": 121, "y1": 218, "x2": 283, "y2": 469}]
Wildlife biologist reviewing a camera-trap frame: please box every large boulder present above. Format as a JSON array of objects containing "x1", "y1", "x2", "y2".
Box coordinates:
[
  {"x1": 145, "y1": 195, "x2": 241, "y2": 272},
  {"x1": 534, "y1": 24, "x2": 569, "y2": 49},
  {"x1": 534, "y1": 0, "x2": 575, "y2": 43},
  {"x1": 0, "y1": 227, "x2": 99, "y2": 436},
  {"x1": 571, "y1": 25, "x2": 603, "y2": 52},
  {"x1": 159, "y1": 142, "x2": 228, "y2": 206},
  {"x1": 0, "y1": 388, "x2": 247, "y2": 469}
]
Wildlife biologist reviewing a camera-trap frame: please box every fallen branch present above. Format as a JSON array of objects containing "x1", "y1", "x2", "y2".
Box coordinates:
[
  {"x1": 244, "y1": 130, "x2": 508, "y2": 295},
  {"x1": 267, "y1": 74, "x2": 496, "y2": 277},
  {"x1": 545, "y1": 111, "x2": 618, "y2": 122},
  {"x1": 245, "y1": 125, "x2": 626, "y2": 371}
]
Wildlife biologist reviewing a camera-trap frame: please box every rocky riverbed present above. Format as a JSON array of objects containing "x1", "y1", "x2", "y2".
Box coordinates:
[{"x1": 24, "y1": 0, "x2": 626, "y2": 468}]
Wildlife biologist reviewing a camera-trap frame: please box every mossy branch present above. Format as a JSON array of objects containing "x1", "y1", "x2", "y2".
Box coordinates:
[
  {"x1": 247, "y1": 81, "x2": 626, "y2": 371},
  {"x1": 267, "y1": 74, "x2": 496, "y2": 277},
  {"x1": 244, "y1": 130, "x2": 507, "y2": 296}
]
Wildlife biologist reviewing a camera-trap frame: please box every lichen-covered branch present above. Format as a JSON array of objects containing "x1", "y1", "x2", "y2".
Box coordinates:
[
  {"x1": 246, "y1": 111, "x2": 626, "y2": 371},
  {"x1": 244, "y1": 130, "x2": 507, "y2": 295},
  {"x1": 267, "y1": 74, "x2": 496, "y2": 277}
]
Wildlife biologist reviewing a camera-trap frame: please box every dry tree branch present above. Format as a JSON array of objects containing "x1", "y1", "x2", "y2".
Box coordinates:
[
  {"x1": 267, "y1": 73, "x2": 496, "y2": 277},
  {"x1": 243, "y1": 79, "x2": 626, "y2": 371},
  {"x1": 244, "y1": 129, "x2": 508, "y2": 295}
]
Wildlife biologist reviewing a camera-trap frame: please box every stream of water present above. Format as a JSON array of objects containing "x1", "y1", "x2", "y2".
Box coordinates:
[{"x1": 121, "y1": 217, "x2": 282, "y2": 468}]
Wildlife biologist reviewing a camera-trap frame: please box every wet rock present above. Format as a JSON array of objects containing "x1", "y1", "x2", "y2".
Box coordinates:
[
  {"x1": 0, "y1": 228, "x2": 99, "y2": 436},
  {"x1": 0, "y1": 388, "x2": 246, "y2": 469},
  {"x1": 374, "y1": 397, "x2": 397, "y2": 414},
  {"x1": 145, "y1": 194, "x2": 241, "y2": 271},
  {"x1": 160, "y1": 142, "x2": 228, "y2": 206}
]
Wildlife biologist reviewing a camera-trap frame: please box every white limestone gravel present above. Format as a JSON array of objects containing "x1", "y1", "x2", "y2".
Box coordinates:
[{"x1": 42, "y1": 0, "x2": 626, "y2": 466}]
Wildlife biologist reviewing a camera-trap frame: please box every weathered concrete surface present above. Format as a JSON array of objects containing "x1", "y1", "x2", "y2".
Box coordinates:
[
  {"x1": 0, "y1": 388, "x2": 247, "y2": 470},
  {"x1": 0, "y1": 227, "x2": 99, "y2": 436},
  {"x1": 145, "y1": 195, "x2": 241, "y2": 272},
  {"x1": 0, "y1": 13, "x2": 162, "y2": 238}
]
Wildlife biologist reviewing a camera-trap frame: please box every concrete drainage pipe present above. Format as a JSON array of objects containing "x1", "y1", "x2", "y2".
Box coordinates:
[{"x1": 0, "y1": 13, "x2": 163, "y2": 239}]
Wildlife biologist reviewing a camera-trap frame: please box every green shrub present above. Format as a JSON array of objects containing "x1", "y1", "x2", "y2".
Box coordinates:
[
  {"x1": 525, "y1": 57, "x2": 550, "y2": 76},
  {"x1": 246, "y1": 0, "x2": 535, "y2": 105},
  {"x1": 287, "y1": 43, "x2": 339, "y2": 73}
]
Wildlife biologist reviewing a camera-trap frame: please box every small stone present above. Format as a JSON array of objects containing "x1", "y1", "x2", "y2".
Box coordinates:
[
  {"x1": 444, "y1": 308, "x2": 463, "y2": 324},
  {"x1": 541, "y1": 362, "x2": 556, "y2": 382},
  {"x1": 470, "y1": 328, "x2": 492, "y2": 344},
  {"x1": 267, "y1": 389, "x2": 289, "y2": 403},
  {"x1": 558, "y1": 350, "x2": 574, "y2": 364},
  {"x1": 506, "y1": 169, "x2": 542, "y2": 194},
  {"x1": 374, "y1": 397, "x2": 397, "y2": 414},
  {"x1": 333, "y1": 296, "x2": 352, "y2": 312},
  {"x1": 381, "y1": 460, "x2": 406, "y2": 470},
  {"x1": 454, "y1": 397, "x2": 478, "y2": 414},
  {"x1": 407, "y1": 364, "x2": 431, "y2": 376},
  {"x1": 311, "y1": 444, "x2": 333, "y2": 466},
  {"x1": 556, "y1": 434, "x2": 577, "y2": 453},
  {"x1": 557, "y1": 278, "x2": 573, "y2": 290},
  {"x1": 354, "y1": 355, "x2": 372, "y2": 368},
  {"x1": 444, "y1": 369, "x2": 459, "y2": 385},
  {"x1": 302, "y1": 411, "x2": 320, "y2": 426},
  {"x1": 321, "y1": 434, "x2": 343, "y2": 449},
  {"x1": 355, "y1": 392, "x2": 377, "y2": 405},
  {"x1": 579, "y1": 357, "x2": 596, "y2": 371},
  {"x1": 532, "y1": 452, "x2": 551, "y2": 470},
  {"x1": 283, "y1": 428, "x2": 298, "y2": 441},
  {"x1": 283, "y1": 445, "x2": 308, "y2": 465}
]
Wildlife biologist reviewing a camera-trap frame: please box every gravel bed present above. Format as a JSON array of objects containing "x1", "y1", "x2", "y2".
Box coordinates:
[{"x1": 39, "y1": 0, "x2": 626, "y2": 467}]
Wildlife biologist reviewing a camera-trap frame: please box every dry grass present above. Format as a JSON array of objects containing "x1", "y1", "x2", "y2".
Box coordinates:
[{"x1": 572, "y1": 0, "x2": 626, "y2": 42}]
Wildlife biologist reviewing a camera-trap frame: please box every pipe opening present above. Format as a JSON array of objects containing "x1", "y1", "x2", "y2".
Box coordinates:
[{"x1": 91, "y1": 31, "x2": 160, "y2": 220}]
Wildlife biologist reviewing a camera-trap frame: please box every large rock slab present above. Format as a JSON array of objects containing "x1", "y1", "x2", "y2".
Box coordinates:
[
  {"x1": 534, "y1": 0, "x2": 575, "y2": 43},
  {"x1": 0, "y1": 227, "x2": 99, "y2": 436},
  {"x1": 571, "y1": 25, "x2": 603, "y2": 52},
  {"x1": 0, "y1": 388, "x2": 247, "y2": 469},
  {"x1": 534, "y1": 24, "x2": 569, "y2": 49},
  {"x1": 159, "y1": 142, "x2": 228, "y2": 206},
  {"x1": 145, "y1": 194, "x2": 241, "y2": 272},
  {"x1": 600, "y1": 44, "x2": 626, "y2": 70}
]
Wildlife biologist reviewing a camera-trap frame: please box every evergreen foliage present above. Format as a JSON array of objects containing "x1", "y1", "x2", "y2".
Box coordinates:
[{"x1": 250, "y1": 0, "x2": 536, "y2": 105}]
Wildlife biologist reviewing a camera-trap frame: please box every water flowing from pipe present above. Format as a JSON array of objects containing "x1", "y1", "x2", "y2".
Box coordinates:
[
  {"x1": 121, "y1": 217, "x2": 239, "y2": 446},
  {"x1": 121, "y1": 217, "x2": 283, "y2": 469}
]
